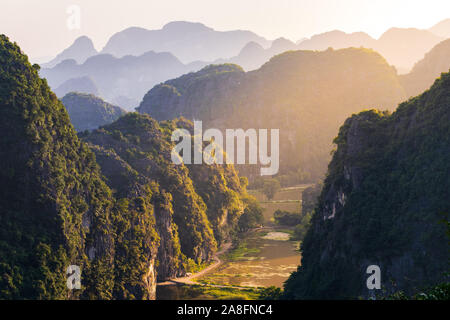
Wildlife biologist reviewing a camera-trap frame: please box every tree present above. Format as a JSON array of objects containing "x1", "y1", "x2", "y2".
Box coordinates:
[
  {"x1": 291, "y1": 212, "x2": 312, "y2": 241},
  {"x1": 262, "y1": 179, "x2": 281, "y2": 200},
  {"x1": 238, "y1": 197, "x2": 264, "y2": 232}
]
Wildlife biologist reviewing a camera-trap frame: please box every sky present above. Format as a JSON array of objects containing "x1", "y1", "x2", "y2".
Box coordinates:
[{"x1": 1, "y1": 0, "x2": 450, "y2": 61}]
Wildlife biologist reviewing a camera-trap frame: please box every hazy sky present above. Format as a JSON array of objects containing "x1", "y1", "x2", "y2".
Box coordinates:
[{"x1": 1, "y1": 0, "x2": 449, "y2": 60}]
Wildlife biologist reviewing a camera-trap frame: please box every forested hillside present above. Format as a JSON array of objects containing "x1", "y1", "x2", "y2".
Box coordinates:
[
  {"x1": 0, "y1": 35, "x2": 160, "y2": 300},
  {"x1": 0, "y1": 35, "x2": 251, "y2": 299},
  {"x1": 138, "y1": 48, "x2": 406, "y2": 182},
  {"x1": 284, "y1": 72, "x2": 450, "y2": 299},
  {"x1": 61, "y1": 92, "x2": 127, "y2": 131},
  {"x1": 81, "y1": 114, "x2": 249, "y2": 277}
]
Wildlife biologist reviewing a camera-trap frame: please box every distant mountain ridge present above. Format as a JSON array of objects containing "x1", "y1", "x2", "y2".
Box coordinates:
[
  {"x1": 101, "y1": 21, "x2": 271, "y2": 63},
  {"x1": 43, "y1": 19, "x2": 450, "y2": 73},
  {"x1": 43, "y1": 36, "x2": 98, "y2": 68},
  {"x1": 54, "y1": 76, "x2": 99, "y2": 97},
  {"x1": 40, "y1": 19, "x2": 450, "y2": 113},
  {"x1": 41, "y1": 51, "x2": 206, "y2": 110},
  {"x1": 401, "y1": 38, "x2": 450, "y2": 97},
  {"x1": 429, "y1": 18, "x2": 450, "y2": 38}
]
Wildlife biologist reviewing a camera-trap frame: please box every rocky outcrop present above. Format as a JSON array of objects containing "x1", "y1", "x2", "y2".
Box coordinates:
[{"x1": 284, "y1": 73, "x2": 450, "y2": 299}]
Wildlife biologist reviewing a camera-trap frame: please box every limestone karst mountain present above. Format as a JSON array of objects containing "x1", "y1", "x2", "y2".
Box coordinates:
[
  {"x1": 101, "y1": 21, "x2": 271, "y2": 63},
  {"x1": 61, "y1": 92, "x2": 127, "y2": 131},
  {"x1": 401, "y1": 39, "x2": 450, "y2": 98},
  {"x1": 0, "y1": 34, "x2": 159, "y2": 300},
  {"x1": 41, "y1": 51, "x2": 203, "y2": 111},
  {"x1": 284, "y1": 72, "x2": 450, "y2": 299},
  {"x1": 0, "y1": 34, "x2": 251, "y2": 300},
  {"x1": 375, "y1": 27, "x2": 444, "y2": 72},
  {"x1": 137, "y1": 48, "x2": 406, "y2": 183},
  {"x1": 216, "y1": 37, "x2": 298, "y2": 71},
  {"x1": 43, "y1": 36, "x2": 98, "y2": 68},
  {"x1": 54, "y1": 76, "x2": 99, "y2": 97},
  {"x1": 297, "y1": 30, "x2": 376, "y2": 51},
  {"x1": 429, "y1": 18, "x2": 450, "y2": 38}
]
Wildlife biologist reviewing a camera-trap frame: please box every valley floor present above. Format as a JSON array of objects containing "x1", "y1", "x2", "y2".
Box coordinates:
[{"x1": 156, "y1": 185, "x2": 311, "y2": 300}]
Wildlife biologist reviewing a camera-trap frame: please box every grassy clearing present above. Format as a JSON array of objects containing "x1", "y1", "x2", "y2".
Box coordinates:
[
  {"x1": 187, "y1": 284, "x2": 263, "y2": 300},
  {"x1": 224, "y1": 241, "x2": 260, "y2": 262}
]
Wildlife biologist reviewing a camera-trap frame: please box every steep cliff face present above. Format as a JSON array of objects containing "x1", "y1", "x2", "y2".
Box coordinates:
[
  {"x1": 87, "y1": 145, "x2": 183, "y2": 281},
  {"x1": 83, "y1": 114, "x2": 249, "y2": 278},
  {"x1": 138, "y1": 49, "x2": 406, "y2": 182},
  {"x1": 0, "y1": 35, "x2": 159, "y2": 300},
  {"x1": 284, "y1": 73, "x2": 450, "y2": 299},
  {"x1": 175, "y1": 119, "x2": 246, "y2": 244},
  {"x1": 83, "y1": 114, "x2": 218, "y2": 266},
  {"x1": 0, "y1": 34, "x2": 113, "y2": 299}
]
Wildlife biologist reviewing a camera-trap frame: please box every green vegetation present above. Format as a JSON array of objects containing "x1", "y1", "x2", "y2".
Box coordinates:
[
  {"x1": 272, "y1": 210, "x2": 312, "y2": 241},
  {"x1": 291, "y1": 212, "x2": 312, "y2": 241},
  {"x1": 0, "y1": 35, "x2": 158, "y2": 299},
  {"x1": 284, "y1": 72, "x2": 450, "y2": 299},
  {"x1": 237, "y1": 197, "x2": 264, "y2": 232},
  {"x1": 0, "y1": 36, "x2": 252, "y2": 299},
  {"x1": 138, "y1": 48, "x2": 406, "y2": 183},
  {"x1": 159, "y1": 284, "x2": 264, "y2": 300},
  {"x1": 262, "y1": 179, "x2": 281, "y2": 200},
  {"x1": 273, "y1": 210, "x2": 303, "y2": 225},
  {"x1": 84, "y1": 114, "x2": 218, "y2": 266},
  {"x1": 224, "y1": 241, "x2": 261, "y2": 262}
]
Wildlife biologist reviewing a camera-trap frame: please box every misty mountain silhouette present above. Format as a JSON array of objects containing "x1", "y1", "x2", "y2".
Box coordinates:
[
  {"x1": 429, "y1": 18, "x2": 450, "y2": 38},
  {"x1": 214, "y1": 37, "x2": 298, "y2": 71},
  {"x1": 101, "y1": 21, "x2": 271, "y2": 63},
  {"x1": 298, "y1": 30, "x2": 376, "y2": 50},
  {"x1": 43, "y1": 36, "x2": 98, "y2": 68},
  {"x1": 401, "y1": 38, "x2": 450, "y2": 97},
  {"x1": 295, "y1": 27, "x2": 444, "y2": 72},
  {"x1": 41, "y1": 51, "x2": 206, "y2": 110},
  {"x1": 54, "y1": 76, "x2": 99, "y2": 97},
  {"x1": 376, "y1": 27, "x2": 444, "y2": 71},
  {"x1": 40, "y1": 19, "x2": 450, "y2": 110}
]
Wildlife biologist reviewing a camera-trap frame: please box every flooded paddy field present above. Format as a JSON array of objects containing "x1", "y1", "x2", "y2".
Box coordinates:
[{"x1": 195, "y1": 229, "x2": 301, "y2": 288}]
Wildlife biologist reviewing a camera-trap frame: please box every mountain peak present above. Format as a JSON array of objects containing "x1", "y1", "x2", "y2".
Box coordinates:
[
  {"x1": 429, "y1": 18, "x2": 450, "y2": 38},
  {"x1": 239, "y1": 41, "x2": 265, "y2": 55},
  {"x1": 43, "y1": 35, "x2": 97, "y2": 67},
  {"x1": 270, "y1": 37, "x2": 297, "y2": 51},
  {"x1": 162, "y1": 21, "x2": 213, "y2": 33},
  {"x1": 73, "y1": 35, "x2": 94, "y2": 45}
]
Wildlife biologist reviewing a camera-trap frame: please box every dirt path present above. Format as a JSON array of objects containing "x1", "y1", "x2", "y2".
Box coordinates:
[{"x1": 157, "y1": 242, "x2": 232, "y2": 286}]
